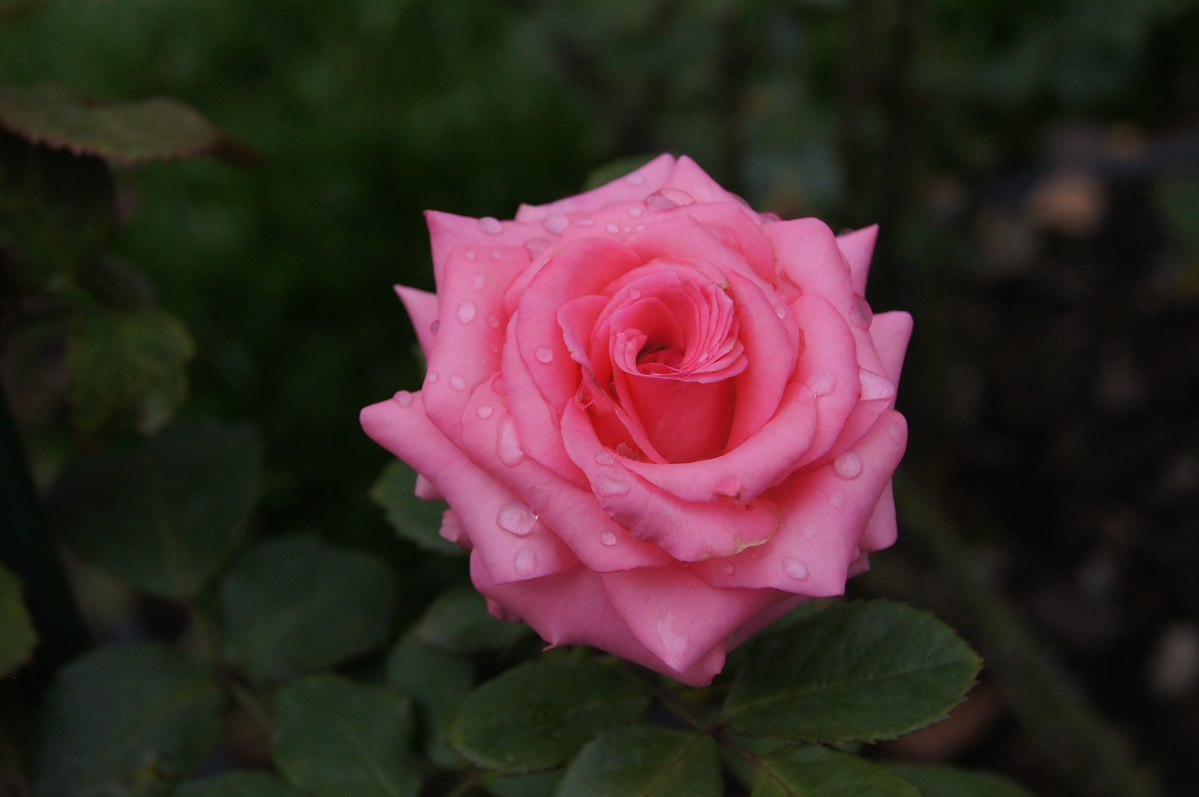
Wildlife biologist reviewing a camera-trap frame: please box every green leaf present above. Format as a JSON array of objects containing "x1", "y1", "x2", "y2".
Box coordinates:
[
  {"x1": 554, "y1": 726, "x2": 720, "y2": 797},
  {"x1": 49, "y1": 421, "x2": 259, "y2": 599},
  {"x1": 0, "y1": 84, "x2": 258, "y2": 165},
  {"x1": 0, "y1": 562, "x2": 37, "y2": 676},
  {"x1": 751, "y1": 747, "x2": 921, "y2": 797},
  {"x1": 31, "y1": 642, "x2": 223, "y2": 797},
  {"x1": 272, "y1": 675, "x2": 420, "y2": 797},
  {"x1": 411, "y1": 586, "x2": 530, "y2": 655},
  {"x1": 0, "y1": 129, "x2": 115, "y2": 291},
  {"x1": 69, "y1": 306, "x2": 195, "y2": 438},
  {"x1": 487, "y1": 771, "x2": 561, "y2": 797},
  {"x1": 449, "y1": 659, "x2": 649, "y2": 773},
  {"x1": 882, "y1": 763, "x2": 1038, "y2": 797},
  {"x1": 370, "y1": 461, "x2": 460, "y2": 555},
  {"x1": 723, "y1": 601, "x2": 981, "y2": 743},
  {"x1": 173, "y1": 771, "x2": 309, "y2": 797},
  {"x1": 219, "y1": 535, "x2": 396, "y2": 682},
  {"x1": 386, "y1": 634, "x2": 474, "y2": 768}
]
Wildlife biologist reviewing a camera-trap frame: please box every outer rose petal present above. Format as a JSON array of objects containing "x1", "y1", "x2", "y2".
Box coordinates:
[
  {"x1": 869, "y1": 310, "x2": 914, "y2": 383},
  {"x1": 361, "y1": 396, "x2": 579, "y2": 584},
  {"x1": 836, "y1": 224, "x2": 879, "y2": 296},
  {"x1": 514, "y1": 154, "x2": 679, "y2": 222},
  {"x1": 766, "y1": 218, "x2": 856, "y2": 321},
  {"x1": 691, "y1": 410, "x2": 908, "y2": 594},
  {"x1": 394, "y1": 285, "x2": 438, "y2": 357}
]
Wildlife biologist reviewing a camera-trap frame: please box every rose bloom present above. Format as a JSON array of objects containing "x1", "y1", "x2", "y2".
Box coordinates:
[{"x1": 362, "y1": 155, "x2": 911, "y2": 685}]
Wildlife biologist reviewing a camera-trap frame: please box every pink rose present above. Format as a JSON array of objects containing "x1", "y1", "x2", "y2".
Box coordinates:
[{"x1": 361, "y1": 155, "x2": 911, "y2": 686}]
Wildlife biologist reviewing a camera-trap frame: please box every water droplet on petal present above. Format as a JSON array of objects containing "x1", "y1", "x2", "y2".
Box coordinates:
[
  {"x1": 393, "y1": 390, "x2": 413, "y2": 406},
  {"x1": 783, "y1": 557, "x2": 809, "y2": 580},
  {"x1": 859, "y1": 369, "x2": 896, "y2": 401},
  {"x1": 496, "y1": 417, "x2": 523, "y2": 466},
  {"x1": 774, "y1": 303, "x2": 788, "y2": 319},
  {"x1": 723, "y1": 563, "x2": 736, "y2": 576},
  {"x1": 645, "y1": 188, "x2": 694, "y2": 212},
  {"x1": 457, "y1": 300, "x2": 477, "y2": 324},
  {"x1": 485, "y1": 313, "x2": 502, "y2": 329},
  {"x1": 535, "y1": 346, "x2": 554, "y2": 364},
  {"x1": 605, "y1": 223, "x2": 620, "y2": 234},
  {"x1": 491, "y1": 375, "x2": 507, "y2": 394},
  {"x1": 426, "y1": 371, "x2": 439, "y2": 383},
  {"x1": 828, "y1": 489, "x2": 847, "y2": 509},
  {"x1": 479, "y1": 216, "x2": 503, "y2": 235},
  {"x1": 524, "y1": 238, "x2": 551, "y2": 258},
  {"x1": 497, "y1": 503, "x2": 538, "y2": 536},
  {"x1": 628, "y1": 206, "x2": 644, "y2": 218},
  {"x1": 491, "y1": 248, "x2": 503, "y2": 261},
  {"x1": 833, "y1": 452, "x2": 863, "y2": 480},
  {"x1": 593, "y1": 474, "x2": 629, "y2": 497},
  {"x1": 464, "y1": 249, "x2": 478, "y2": 262},
  {"x1": 476, "y1": 404, "x2": 494, "y2": 419},
  {"x1": 543, "y1": 213, "x2": 568, "y2": 235},
  {"x1": 628, "y1": 287, "x2": 641, "y2": 299},
  {"x1": 627, "y1": 171, "x2": 646, "y2": 186},
  {"x1": 601, "y1": 530, "x2": 617, "y2": 546},
  {"x1": 594, "y1": 451, "x2": 616, "y2": 465},
  {"x1": 806, "y1": 367, "x2": 837, "y2": 398},
  {"x1": 429, "y1": 319, "x2": 441, "y2": 336},
  {"x1": 514, "y1": 546, "x2": 537, "y2": 577},
  {"x1": 450, "y1": 374, "x2": 467, "y2": 391},
  {"x1": 716, "y1": 475, "x2": 740, "y2": 497}
]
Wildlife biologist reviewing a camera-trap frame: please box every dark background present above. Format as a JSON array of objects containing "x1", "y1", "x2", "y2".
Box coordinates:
[{"x1": 2, "y1": 1, "x2": 1197, "y2": 794}]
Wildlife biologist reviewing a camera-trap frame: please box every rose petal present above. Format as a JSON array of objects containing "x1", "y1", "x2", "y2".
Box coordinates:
[
  {"x1": 836, "y1": 224, "x2": 879, "y2": 296},
  {"x1": 361, "y1": 396, "x2": 579, "y2": 584},
  {"x1": 868, "y1": 310, "x2": 914, "y2": 384},
  {"x1": 455, "y1": 372, "x2": 674, "y2": 572},
  {"x1": 599, "y1": 565, "x2": 790, "y2": 674},
  {"x1": 668, "y1": 156, "x2": 749, "y2": 205},
  {"x1": 859, "y1": 482, "x2": 898, "y2": 552},
  {"x1": 394, "y1": 285, "x2": 438, "y2": 356},
  {"x1": 561, "y1": 400, "x2": 780, "y2": 561},
  {"x1": 514, "y1": 154, "x2": 679, "y2": 222},
  {"x1": 422, "y1": 245, "x2": 529, "y2": 444},
  {"x1": 691, "y1": 409, "x2": 908, "y2": 595},
  {"x1": 469, "y1": 555, "x2": 726, "y2": 686},
  {"x1": 766, "y1": 218, "x2": 855, "y2": 321},
  {"x1": 424, "y1": 211, "x2": 541, "y2": 287}
]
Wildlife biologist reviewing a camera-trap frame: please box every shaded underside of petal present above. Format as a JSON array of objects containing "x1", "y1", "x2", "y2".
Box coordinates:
[
  {"x1": 836, "y1": 224, "x2": 879, "y2": 296},
  {"x1": 395, "y1": 285, "x2": 439, "y2": 357},
  {"x1": 470, "y1": 555, "x2": 726, "y2": 686},
  {"x1": 600, "y1": 565, "x2": 791, "y2": 674}
]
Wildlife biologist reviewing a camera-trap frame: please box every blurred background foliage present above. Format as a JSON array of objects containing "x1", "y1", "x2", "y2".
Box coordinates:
[{"x1": 1, "y1": 0, "x2": 1198, "y2": 794}]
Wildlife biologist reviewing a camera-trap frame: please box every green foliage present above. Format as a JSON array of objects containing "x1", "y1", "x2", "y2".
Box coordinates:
[
  {"x1": 173, "y1": 772, "x2": 309, "y2": 797},
  {"x1": 31, "y1": 642, "x2": 223, "y2": 797},
  {"x1": 750, "y1": 746, "x2": 921, "y2": 797},
  {"x1": 723, "y1": 601, "x2": 981, "y2": 743},
  {"x1": 0, "y1": 562, "x2": 36, "y2": 676},
  {"x1": 272, "y1": 675, "x2": 421, "y2": 797},
  {"x1": 69, "y1": 306, "x2": 195, "y2": 437},
  {"x1": 386, "y1": 634, "x2": 474, "y2": 769},
  {"x1": 218, "y1": 534, "x2": 396, "y2": 682},
  {"x1": 0, "y1": 83, "x2": 256, "y2": 164},
  {"x1": 554, "y1": 726, "x2": 722, "y2": 797},
  {"x1": 411, "y1": 585, "x2": 530, "y2": 655},
  {"x1": 0, "y1": 129, "x2": 114, "y2": 292},
  {"x1": 49, "y1": 421, "x2": 259, "y2": 599},
  {"x1": 449, "y1": 659, "x2": 649, "y2": 773},
  {"x1": 882, "y1": 762, "x2": 1038, "y2": 797},
  {"x1": 370, "y1": 460, "x2": 460, "y2": 556}
]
